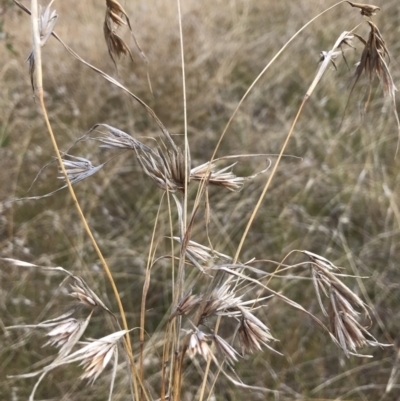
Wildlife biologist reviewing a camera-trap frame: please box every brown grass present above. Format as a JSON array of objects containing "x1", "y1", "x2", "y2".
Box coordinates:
[{"x1": 1, "y1": 0, "x2": 400, "y2": 400}]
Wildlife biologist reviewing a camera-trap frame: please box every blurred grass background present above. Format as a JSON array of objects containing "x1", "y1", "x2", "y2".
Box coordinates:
[{"x1": 1, "y1": 0, "x2": 400, "y2": 399}]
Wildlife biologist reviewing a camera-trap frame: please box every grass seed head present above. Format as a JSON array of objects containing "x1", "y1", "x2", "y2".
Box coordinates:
[
  {"x1": 69, "y1": 276, "x2": 110, "y2": 313},
  {"x1": 190, "y1": 159, "x2": 271, "y2": 192},
  {"x1": 329, "y1": 289, "x2": 380, "y2": 356},
  {"x1": 104, "y1": 0, "x2": 133, "y2": 66},
  {"x1": 39, "y1": 0, "x2": 58, "y2": 46},
  {"x1": 173, "y1": 237, "x2": 232, "y2": 271},
  {"x1": 44, "y1": 315, "x2": 92, "y2": 358},
  {"x1": 26, "y1": 0, "x2": 58, "y2": 90},
  {"x1": 187, "y1": 329, "x2": 211, "y2": 360},
  {"x1": 238, "y1": 310, "x2": 276, "y2": 354},
  {"x1": 136, "y1": 145, "x2": 187, "y2": 192},
  {"x1": 190, "y1": 162, "x2": 245, "y2": 192},
  {"x1": 106, "y1": 0, "x2": 130, "y2": 27},
  {"x1": 304, "y1": 251, "x2": 384, "y2": 356},
  {"x1": 212, "y1": 334, "x2": 240, "y2": 363},
  {"x1": 59, "y1": 155, "x2": 105, "y2": 185},
  {"x1": 45, "y1": 318, "x2": 82, "y2": 349},
  {"x1": 92, "y1": 124, "x2": 152, "y2": 151},
  {"x1": 74, "y1": 330, "x2": 127, "y2": 383},
  {"x1": 353, "y1": 22, "x2": 396, "y2": 98},
  {"x1": 200, "y1": 283, "x2": 244, "y2": 322},
  {"x1": 104, "y1": 22, "x2": 133, "y2": 64},
  {"x1": 170, "y1": 290, "x2": 201, "y2": 320}
]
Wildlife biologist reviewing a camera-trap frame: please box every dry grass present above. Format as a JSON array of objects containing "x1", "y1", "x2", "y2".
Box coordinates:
[{"x1": 1, "y1": 0, "x2": 400, "y2": 400}]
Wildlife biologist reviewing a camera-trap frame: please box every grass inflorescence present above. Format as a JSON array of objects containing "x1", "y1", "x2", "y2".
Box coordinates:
[{"x1": 1, "y1": 0, "x2": 400, "y2": 400}]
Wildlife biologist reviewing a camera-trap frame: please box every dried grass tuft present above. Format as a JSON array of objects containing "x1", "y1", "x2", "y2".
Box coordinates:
[{"x1": 6, "y1": 0, "x2": 398, "y2": 398}]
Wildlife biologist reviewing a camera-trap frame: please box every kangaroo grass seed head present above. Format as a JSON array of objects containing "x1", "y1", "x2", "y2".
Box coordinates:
[
  {"x1": 104, "y1": 22, "x2": 133, "y2": 65},
  {"x1": 212, "y1": 334, "x2": 240, "y2": 363},
  {"x1": 104, "y1": 0, "x2": 133, "y2": 66},
  {"x1": 170, "y1": 290, "x2": 201, "y2": 320},
  {"x1": 90, "y1": 124, "x2": 152, "y2": 152},
  {"x1": 302, "y1": 250, "x2": 341, "y2": 271},
  {"x1": 190, "y1": 162, "x2": 244, "y2": 191},
  {"x1": 59, "y1": 155, "x2": 105, "y2": 185},
  {"x1": 329, "y1": 289, "x2": 383, "y2": 357},
  {"x1": 26, "y1": 0, "x2": 58, "y2": 90},
  {"x1": 172, "y1": 237, "x2": 232, "y2": 272},
  {"x1": 45, "y1": 318, "x2": 82, "y2": 349},
  {"x1": 44, "y1": 314, "x2": 92, "y2": 358},
  {"x1": 136, "y1": 145, "x2": 187, "y2": 192},
  {"x1": 105, "y1": 0, "x2": 131, "y2": 28},
  {"x1": 238, "y1": 311, "x2": 277, "y2": 354},
  {"x1": 302, "y1": 251, "x2": 388, "y2": 356},
  {"x1": 199, "y1": 283, "x2": 246, "y2": 322},
  {"x1": 38, "y1": 0, "x2": 58, "y2": 46},
  {"x1": 187, "y1": 329, "x2": 211, "y2": 360},
  {"x1": 61, "y1": 330, "x2": 129, "y2": 384},
  {"x1": 78, "y1": 124, "x2": 187, "y2": 192},
  {"x1": 190, "y1": 160, "x2": 271, "y2": 192},
  {"x1": 79, "y1": 344, "x2": 116, "y2": 383},
  {"x1": 353, "y1": 22, "x2": 396, "y2": 98},
  {"x1": 68, "y1": 276, "x2": 111, "y2": 313},
  {"x1": 351, "y1": 21, "x2": 400, "y2": 152}
]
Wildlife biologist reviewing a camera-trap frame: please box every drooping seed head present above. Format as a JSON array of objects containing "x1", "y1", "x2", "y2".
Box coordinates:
[
  {"x1": 238, "y1": 310, "x2": 277, "y2": 354},
  {"x1": 44, "y1": 314, "x2": 92, "y2": 358},
  {"x1": 187, "y1": 329, "x2": 211, "y2": 360},
  {"x1": 212, "y1": 334, "x2": 240, "y2": 363},
  {"x1": 58, "y1": 155, "x2": 105, "y2": 185},
  {"x1": 104, "y1": 0, "x2": 133, "y2": 66}
]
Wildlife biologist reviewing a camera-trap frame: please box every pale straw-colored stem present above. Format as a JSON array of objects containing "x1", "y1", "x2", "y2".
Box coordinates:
[
  {"x1": 199, "y1": 3, "x2": 351, "y2": 399},
  {"x1": 173, "y1": 1, "x2": 188, "y2": 399},
  {"x1": 209, "y1": 1, "x2": 347, "y2": 168},
  {"x1": 234, "y1": 21, "x2": 364, "y2": 264},
  {"x1": 233, "y1": 98, "x2": 306, "y2": 263},
  {"x1": 29, "y1": 1, "x2": 139, "y2": 399}
]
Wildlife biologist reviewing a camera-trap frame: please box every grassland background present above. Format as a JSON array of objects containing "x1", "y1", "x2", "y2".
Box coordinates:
[{"x1": 1, "y1": 0, "x2": 400, "y2": 399}]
